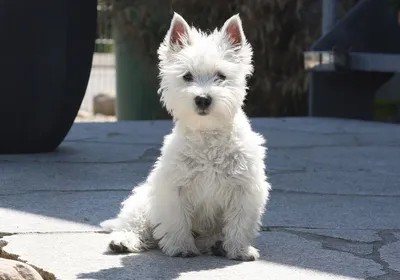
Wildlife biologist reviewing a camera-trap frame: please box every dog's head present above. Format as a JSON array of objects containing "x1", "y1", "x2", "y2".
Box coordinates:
[{"x1": 158, "y1": 13, "x2": 253, "y2": 130}]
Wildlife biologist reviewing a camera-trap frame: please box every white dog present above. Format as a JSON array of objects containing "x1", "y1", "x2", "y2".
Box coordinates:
[{"x1": 100, "y1": 12, "x2": 271, "y2": 261}]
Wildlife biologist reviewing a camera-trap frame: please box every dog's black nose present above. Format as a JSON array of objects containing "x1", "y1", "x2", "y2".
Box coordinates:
[{"x1": 194, "y1": 95, "x2": 212, "y2": 110}]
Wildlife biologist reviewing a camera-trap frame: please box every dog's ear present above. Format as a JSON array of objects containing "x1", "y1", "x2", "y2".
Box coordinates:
[
  {"x1": 168, "y1": 12, "x2": 191, "y2": 50},
  {"x1": 221, "y1": 14, "x2": 245, "y2": 47}
]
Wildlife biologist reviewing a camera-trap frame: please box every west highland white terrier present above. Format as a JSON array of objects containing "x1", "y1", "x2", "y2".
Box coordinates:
[{"x1": 100, "y1": 12, "x2": 271, "y2": 261}]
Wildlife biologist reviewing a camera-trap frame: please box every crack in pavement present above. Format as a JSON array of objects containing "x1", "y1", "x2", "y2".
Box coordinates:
[
  {"x1": 366, "y1": 231, "x2": 400, "y2": 280},
  {"x1": 271, "y1": 189, "x2": 400, "y2": 198},
  {"x1": 268, "y1": 228, "x2": 400, "y2": 279}
]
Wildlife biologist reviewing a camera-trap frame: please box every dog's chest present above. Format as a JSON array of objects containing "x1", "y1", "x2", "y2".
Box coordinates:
[{"x1": 176, "y1": 139, "x2": 248, "y2": 195}]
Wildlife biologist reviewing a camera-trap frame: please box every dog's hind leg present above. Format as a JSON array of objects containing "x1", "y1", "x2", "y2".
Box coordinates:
[
  {"x1": 149, "y1": 186, "x2": 200, "y2": 257},
  {"x1": 100, "y1": 184, "x2": 156, "y2": 253}
]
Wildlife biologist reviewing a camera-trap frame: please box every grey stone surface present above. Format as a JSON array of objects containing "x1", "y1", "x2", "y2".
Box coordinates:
[
  {"x1": 276, "y1": 229, "x2": 374, "y2": 256},
  {"x1": 0, "y1": 141, "x2": 158, "y2": 163},
  {"x1": 326, "y1": 240, "x2": 374, "y2": 256},
  {"x1": 3, "y1": 151, "x2": 398, "y2": 196},
  {"x1": 270, "y1": 145, "x2": 400, "y2": 175},
  {"x1": 256, "y1": 128, "x2": 400, "y2": 148},
  {"x1": 71, "y1": 121, "x2": 353, "y2": 150},
  {"x1": 0, "y1": 207, "x2": 100, "y2": 233},
  {"x1": 3, "y1": 231, "x2": 383, "y2": 280},
  {"x1": 289, "y1": 229, "x2": 381, "y2": 243},
  {"x1": 251, "y1": 117, "x2": 400, "y2": 135},
  {"x1": 1, "y1": 187, "x2": 399, "y2": 234},
  {"x1": 267, "y1": 148, "x2": 400, "y2": 181},
  {"x1": 269, "y1": 169, "x2": 400, "y2": 196},
  {"x1": 0, "y1": 162, "x2": 151, "y2": 195},
  {"x1": 379, "y1": 232, "x2": 400, "y2": 272},
  {"x1": 0, "y1": 191, "x2": 127, "y2": 233},
  {"x1": 64, "y1": 120, "x2": 171, "y2": 144},
  {"x1": 263, "y1": 192, "x2": 400, "y2": 230},
  {"x1": 0, "y1": 118, "x2": 399, "y2": 279},
  {"x1": 63, "y1": 118, "x2": 400, "y2": 148}
]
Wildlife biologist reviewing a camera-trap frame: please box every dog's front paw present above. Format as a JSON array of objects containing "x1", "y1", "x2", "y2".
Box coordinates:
[
  {"x1": 171, "y1": 250, "x2": 199, "y2": 258},
  {"x1": 211, "y1": 240, "x2": 226, "y2": 257},
  {"x1": 156, "y1": 230, "x2": 200, "y2": 258},
  {"x1": 109, "y1": 240, "x2": 129, "y2": 253},
  {"x1": 107, "y1": 231, "x2": 145, "y2": 254},
  {"x1": 225, "y1": 245, "x2": 260, "y2": 262},
  {"x1": 160, "y1": 238, "x2": 200, "y2": 258},
  {"x1": 162, "y1": 244, "x2": 200, "y2": 258}
]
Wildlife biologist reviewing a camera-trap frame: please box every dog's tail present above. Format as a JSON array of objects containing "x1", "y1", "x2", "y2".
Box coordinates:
[{"x1": 100, "y1": 184, "x2": 155, "y2": 253}]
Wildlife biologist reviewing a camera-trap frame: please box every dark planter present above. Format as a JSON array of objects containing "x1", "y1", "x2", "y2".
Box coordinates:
[
  {"x1": 114, "y1": 27, "x2": 163, "y2": 121},
  {"x1": 114, "y1": 4, "x2": 170, "y2": 121},
  {"x1": 0, "y1": 0, "x2": 97, "y2": 154}
]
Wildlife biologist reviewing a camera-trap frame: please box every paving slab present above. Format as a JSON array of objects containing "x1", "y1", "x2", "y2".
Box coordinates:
[
  {"x1": 289, "y1": 229, "x2": 381, "y2": 243},
  {"x1": 0, "y1": 208, "x2": 100, "y2": 233},
  {"x1": 65, "y1": 118, "x2": 400, "y2": 147},
  {"x1": 0, "y1": 162, "x2": 151, "y2": 194},
  {"x1": 251, "y1": 117, "x2": 400, "y2": 135},
  {"x1": 379, "y1": 232, "x2": 400, "y2": 273},
  {"x1": 64, "y1": 120, "x2": 171, "y2": 144},
  {"x1": 64, "y1": 117, "x2": 400, "y2": 138},
  {"x1": 0, "y1": 117, "x2": 399, "y2": 279},
  {"x1": 0, "y1": 191, "x2": 127, "y2": 233},
  {"x1": 263, "y1": 192, "x2": 400, "y2": 230},
  {"x1": 3, "y1": 231, "x2": 383, "y2": 280},
  {"x1": 0, "y1": 141, "x2": 158, "y2": 163},
  {"x1": 273, "y1": 145, "x2": 400, "y2": 175},
  {"x1": 1, "y1": 187, "x2": 399, "y2": 234},
  {"x1": 269, "y1": 169, "x2": 400, "y2": 196}
]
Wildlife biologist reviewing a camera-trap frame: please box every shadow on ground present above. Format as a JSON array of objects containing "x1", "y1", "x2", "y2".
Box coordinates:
[{"x1": 77, "y1": 251, "x2": 241, "y2": 280}]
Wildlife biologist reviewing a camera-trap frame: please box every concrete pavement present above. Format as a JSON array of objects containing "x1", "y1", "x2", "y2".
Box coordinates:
[{"x1": 1, "y1": 117, "x2": 399, "y2": 279}]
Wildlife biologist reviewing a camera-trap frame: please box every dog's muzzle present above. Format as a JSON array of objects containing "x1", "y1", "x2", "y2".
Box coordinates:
[{"x1": 194, "y1": 95, "x2": 212, "y2": 115}]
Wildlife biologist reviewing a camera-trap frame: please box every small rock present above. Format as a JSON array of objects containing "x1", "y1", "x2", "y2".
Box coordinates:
[
  {"x1": 76, "y1": 110, "x2": 91, "y2": 118},
  {"x1": 93, "y1": 93, "x2": 115, "y2": 116},
  {"x1": 0, "y1": 258, "x2": 44, "y2": 280}
]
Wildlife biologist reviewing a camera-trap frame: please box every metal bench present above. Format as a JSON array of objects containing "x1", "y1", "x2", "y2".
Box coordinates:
[{"x1": 304, "y1": 0, "x2": 400, "y2": 120}]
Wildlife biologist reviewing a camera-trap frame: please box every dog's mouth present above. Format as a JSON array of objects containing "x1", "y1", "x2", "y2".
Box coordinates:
[{"x1": 197, "y1": 109, "x2": 209, "y2": 116}]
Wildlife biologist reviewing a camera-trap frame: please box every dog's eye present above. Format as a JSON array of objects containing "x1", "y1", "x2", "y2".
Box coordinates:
[
  {"x1": 216, "y1": 72, "x2": 226, "y2": 81},
  {"x1": 183, "y1": 72, "x2": 193, "y2": 82}
]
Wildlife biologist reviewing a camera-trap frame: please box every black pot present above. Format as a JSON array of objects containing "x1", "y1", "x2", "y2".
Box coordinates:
[{"x1": 0, "y1": 0, "x2": 97, "y2": 154}]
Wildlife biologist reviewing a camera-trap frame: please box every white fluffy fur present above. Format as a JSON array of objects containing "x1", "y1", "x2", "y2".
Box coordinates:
[{"x1": 100, "y1": 12, "x2": 271, "y2": 261}]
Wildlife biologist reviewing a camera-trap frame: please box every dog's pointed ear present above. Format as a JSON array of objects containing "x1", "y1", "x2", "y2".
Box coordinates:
[
  {"x1": 221, "y1": 14, "x2": 245, "y2": 47},
  {"x1": 168, "y1": 12, "x2": 191, "y2": 50}
]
